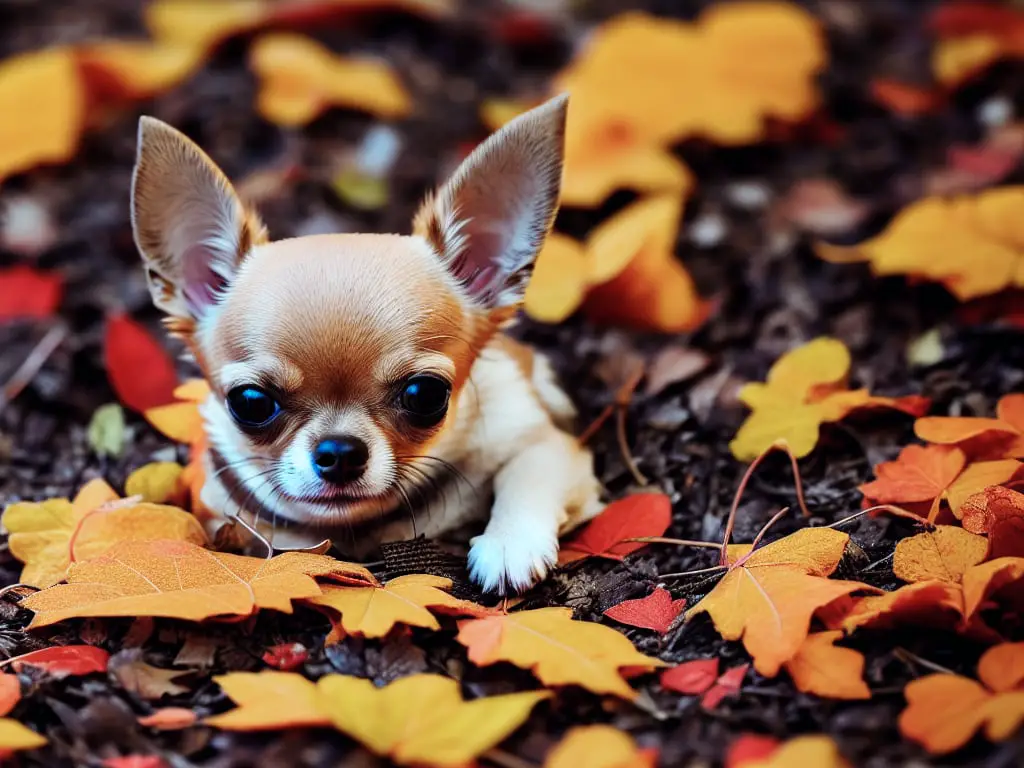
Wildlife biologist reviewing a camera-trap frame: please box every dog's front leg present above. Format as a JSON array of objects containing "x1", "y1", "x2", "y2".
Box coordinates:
[{"x1": 467, "y1": 428, "x2": 602, "y2": 594}]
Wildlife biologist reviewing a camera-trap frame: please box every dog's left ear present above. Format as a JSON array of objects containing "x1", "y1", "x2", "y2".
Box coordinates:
[{"x1": 414, "y1": 94, "x2": 567, "y2": 317}]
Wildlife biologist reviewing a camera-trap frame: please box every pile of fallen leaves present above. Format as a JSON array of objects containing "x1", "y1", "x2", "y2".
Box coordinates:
[{"x1": 4, "y1": 0, "x2": 1024, "y2": 766}]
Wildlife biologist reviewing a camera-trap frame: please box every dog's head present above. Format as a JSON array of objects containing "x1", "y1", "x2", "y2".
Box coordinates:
[{"x1": 130, "y1": 96, "x2": 567, "y2": 529}]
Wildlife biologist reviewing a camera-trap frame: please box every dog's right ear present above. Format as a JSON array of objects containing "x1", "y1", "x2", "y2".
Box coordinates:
[{"x1": 131, "y1": 117, "x2": 267, "y2": 332}]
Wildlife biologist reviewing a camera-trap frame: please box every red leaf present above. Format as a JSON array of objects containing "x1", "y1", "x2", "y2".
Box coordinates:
[
  {"x1": 870, "y1": 80, "x2": 943, "y2": 116},
  {"x1": 102, "y1": 758, "x2": 167, "y2": 768},
  {"x1": 104, "y1": 313, "x2": 179, "y2": 412},
  {"x1": 929, "y1": 2, "x2": 1023, "y2": 36},
  {"x1": 0, "y1": 266, "x2": 62, "y2": 320},
  {"x1": 726, "y1": 734, "x2": 781, "y2": 768},
  {"x1": 604, "y1": 587, "x2": 686, "y2": 634},
  {"x1": 701, "y1": 663, "x2": 750, "y2": 710},
  {"x1": 559, "y1": 494, "x2": 672, "y2": 563},
  {"x1": 660, "y1": 658, "x2": 719, "y2": 695},
  {"x1": 0, "y1": 674, "x2": 20, "y2": 717},
  {"x1": 262, "y1": 642, "x2": 309, "y2": 671},
  {"x1": 11, "y1": 645, "x2": 110, "y2": 677}
]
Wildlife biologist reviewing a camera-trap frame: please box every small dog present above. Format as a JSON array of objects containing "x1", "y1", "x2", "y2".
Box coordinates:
[{"x1": 130, "y1": 94, "x2": 603, "y2": 594}]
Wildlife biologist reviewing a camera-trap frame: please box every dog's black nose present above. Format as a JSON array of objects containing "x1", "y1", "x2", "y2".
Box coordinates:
[{"x1": 312, "y1": 436, "x2": 369, "y2": 485}]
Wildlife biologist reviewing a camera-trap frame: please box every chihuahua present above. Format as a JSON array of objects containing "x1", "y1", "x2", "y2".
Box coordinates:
[{"x1": 130, "y1": 94, "x2": 603, "y2": 594}]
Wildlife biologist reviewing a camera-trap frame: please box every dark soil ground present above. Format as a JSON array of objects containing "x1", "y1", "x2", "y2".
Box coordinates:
[{"x1": 2, "y1": 0, "x2": 1024, "y2": 766}]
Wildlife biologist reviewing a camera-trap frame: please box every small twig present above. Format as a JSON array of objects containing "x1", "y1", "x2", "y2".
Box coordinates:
[
  {"x1": 894, "y1": 647, "x2": 956, "y2": 676},
  {"x1": 482, "y1": 749, "x2": 537, "y2": 768},
  {"x1": 0, "y1": 323, "x2": 67, "y2": 411},
  {"x1": 0, "y1": 583, "x2": 39, "y2": 602},
  {"x1": 577, "y1": 404, "x2": 614, "y2": 447},
  {"x1": 616, "y1": 405, "x2": 647, "y2": 486},
  {"x1": 229, "y1": 514, "x2": 273, "y2": 559},
  {"x1": 660, "y1": 565, "x2": 729, "y2": 579},
  {"x1": 720, "y1": 443, "x2": 777, "y2": 565},
  {"x1": 622, "y1": 536, "x2": 722, "y2": 549},
  {"x1": 828, "y1": 504, "x2": 930, "y2": 528},
  {"x1": 862, "y1": 552, "x2": 895, "y2": 572},
  {"x1": 747, "y1": 507, "x2": 790, "y2": 553}
]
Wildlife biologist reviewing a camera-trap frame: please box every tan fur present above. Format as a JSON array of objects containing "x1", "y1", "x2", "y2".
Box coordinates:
[{"x1": 131, "y1": 94, "x2": 603, "y2": 594}]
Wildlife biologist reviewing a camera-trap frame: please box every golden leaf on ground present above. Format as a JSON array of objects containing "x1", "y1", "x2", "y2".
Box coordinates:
[
  {"x1": 0, "y1": 48, "x2": 84, "y2": 182},
  {"x1": 304, "y1": 574, "x2": 489, "y2": 638},
  {"x1": 318, "y1": 674, "x2": 548, "y2": 767},
  {"x1": 456, "y1": 607, "x2": 664, "y2": 699},
  {"x1": 250, "y1": 34, "x2": 411, "y2": 127},
  {"x1": 736, "y1": 735, "x2": 850, "y2": 768},
  {"x1": 21, "y1": 540, "x2": 374, "y2": 628},
  {"x1": 893, "y1": 526, "x2": 989, "y2": 584},
  {"x1": 77, "y1": 42, "x2": 206, "y2": 103},
  {"x1": 124, "y1": 462, "x2": 186, "y2": 505},
  {"x1": 0, "y1": 719, "x2": 47, "y2": 757},
  {"x1": 544, "y1": 725, "x2": 657, "y2": 768},
  {"x1": 687, "y1": 528, "x2": 876, "y2": 676},
  {"x1": 144, "y1": 379, "x2": 209, "y2": 445},
  {"x1": 204, "y1": 671, "x2": 329, "y2": 730},
  {"x1": 783, "y1": 631, "x2": 870, "y2": 700}
]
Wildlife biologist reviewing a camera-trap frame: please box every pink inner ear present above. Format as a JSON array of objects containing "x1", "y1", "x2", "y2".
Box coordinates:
[
  {"x1": 181, "y1": 245, "x2": 228, "y2": 318},
  {"x1": 450, "y1": 225, "x2": 512, "y2": 303}
]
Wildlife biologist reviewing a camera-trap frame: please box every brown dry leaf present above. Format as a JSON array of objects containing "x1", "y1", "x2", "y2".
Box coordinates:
[
  {"x1": 0, "y1": 48, "x2": 84, "y2": 182},
  {"x1": 110, "y1": 651, "x2": 191, "y2": 700},
  {"x1": 893, "y1": 526, "x2": 989, "y2": 584},
  {"x1": 687, "y1": 528, "x2": 876, "y2": 676},
  {"x1": 456, "y1": 607, "x2": 664, "y2": 699},
  {"x1": 250, "y1": 34, "x2": 411, "y2": 127},
  {"x1": 21, "y1": 540, "x2": 374, "y2": 628},
  {"x1": 544, "y1": 725, "x2": 657, "y2": 768},
  {"x1": 783, "y1": 630, "x2": 870, "y2": 700},
  {"x1": 304, "y1": 574, "x2": 490, "y2": 638}
]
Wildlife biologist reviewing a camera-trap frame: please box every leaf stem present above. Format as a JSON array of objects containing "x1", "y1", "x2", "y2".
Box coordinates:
[{"x1": 621, "y1": 536, "x2": 722, "y2": 549}]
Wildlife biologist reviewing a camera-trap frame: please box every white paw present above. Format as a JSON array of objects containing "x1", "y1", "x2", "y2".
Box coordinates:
[{"x1": 467, "y1": 528, "x2": 558, "y2": 595}]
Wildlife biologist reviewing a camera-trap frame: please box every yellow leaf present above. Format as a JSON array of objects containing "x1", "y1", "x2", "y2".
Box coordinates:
[
  {"x1": 544, "y1": 725, "x2": 655, "y2": 768},
  {"x1": 687, "y1": 528, "x2": 875, "y2": 676},
  {"x1": 77, "y1": 42, "x2": 206, "y2": 102},
  {"x1": 70, "y1": 503, "x2": 208, "y2": 564},
  {"x1": 0, "y1": 48, "x2": 84, "y2": 181},
  {"x1": 124, "y1": 462, "x2": 185, "y2": 504},
  {"x1": 893, "y1": 526, "x2": 989, "y2": 584},
  {"x1": 524, "y1": 234, "x2": 587, "y2": 324},
  {"x1": 0, "y1": 718, "x2": 47, "y2": 754},
  {"x1": 250, "y1": 34, "x2": 411, "y2": 127},
  {"x1": 205, "y1": 671, "x2": 329, "y2": 730},
  {"x1": 305, "y1": 574, "x2": 486, "y2": 638},
  {"x1": 932, "y1": 34, "x2": 1002, "y2": 87},
  {"x1": 21, "y1": 540, "x2": 374, "y2": 628},
  {"x1": 740, "y1": 735, "x2": 850, "y2": 768},
  {"x1": 456, "y1": 606, "x2": 664, "y2": 699},
  {"x1": 784, "y1": 631, "x2": 870, "y2": 700},
  {"x1": 318, "y1": 674, "x2": 548, "y2": 767}
]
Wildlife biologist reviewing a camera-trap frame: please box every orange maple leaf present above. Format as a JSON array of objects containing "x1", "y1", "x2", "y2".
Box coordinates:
[
  {"x1": 961, "y1": 486, "x2": 1024, "y2": 558},
  {"x1": 686, "y1": 527, "x2": 875, "y2": 676},
  {"x1": 21, "y1": 540, "x2": 374, "y2": 628},
  {"x1": 892, "y1": 525, "x2": 989, "y2": 584},
  {"x1": 730, "y1": 337, "x2": 928, "y2": 460},
  {"x1": 915, "y1": 393, "x2": 1024, "y2": 459},
  {"x1": 304, "y1": 574, "x2": 491, "y2": 638},
  {"x1": 817, "y1": 187, "x2": 1024, "y2": 301},
  {"x1": 731, "y1": 735, "x2": 850, "y2": 768},
  {"x1": 544, "y1": 725, "x2": 657, "y2": 768},
  {"x1": 782, "y1": 630, "x2": 870, "y2": 700},
  {"x1": 928, "y1": 3, "x2": 1024, "y2": 87},
  {"x1": 900, "y1": 642, "x2": 1024, "y2": 754},
  {"x1": 859, "y1": 444, "x2": 1020, "y2": 522},
  {"x1": 456, "y1": 607, "x2": 664, "y2": 699},
  {"x1": 524, "y1": 195, "x2": 707, "y2": 332}
]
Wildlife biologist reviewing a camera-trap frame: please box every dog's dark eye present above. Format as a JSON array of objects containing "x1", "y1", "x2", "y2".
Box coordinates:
[
  {"x1": 226, "y1": 386, "x2": 280, "y2": 428},
  {"x1": 400, "y1": 375, "x2": 450, "y2": 427}
]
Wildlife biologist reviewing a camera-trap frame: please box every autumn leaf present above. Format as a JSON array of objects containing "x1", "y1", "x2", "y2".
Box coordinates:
[
  {"x1": 961, "y1": 556, "x2": 1024, "y2": 621},
  {"x1": 21, "y1": 540, "x2": 374, "y2": 628},
  {"x1": 731, "y1": 735, "x2": 850, "y2": 768},
  {"x1": 858, "y1": 444, "x2": 1020, "y2": 521},
  {"x1": 525, "y1": 195, "x2": 707, "y2": 332},
  {"x1": 110, "y1": 652, "x2": 190, "y2": 700},
  {"x1": 204, "y1": 671, "x2": 329, "y2": 730},
  {"x1": 7, "y1": 645, "x2": 109, "y2": 677},
  {"x1": 0, "y1": 48, "x2": 84, "y2": 182},
  {"x1": 146, "y1": 0, "x2": 454, "y2": 54},
  {"x1": 317, "y1": 674, "x2": 548, "y2": 767},
  {"x1": 144, "y1": 379, "x2": 209, "y2": 444},
  {"x1": 137, "y1": 707, "x2": 197, "y2": 730},
  {"x1": 0, "y1": 719, "x2": 47, "y2": 757},
  {"x1": 304, "y1": 574, "x2": 489, "y2": 638},
  {"x1": 659, "y1": 658, "x2": 720, "y2": 695},
  {"x1": 262, "y1": 642, "x2": 309, "y2": 671},
  {"x1": 893, "y1": 526, "x2": 988, "y2": 583},
  {"x1": 124, "y1": 462, "x2": 185, "y2": 505},
  {"x1": 558, "y1": 493, "x2": 672, "y2": 564},
  {"x1": 730, "y1": 337, "x2": 928, "y2": 460},
  {"x1": 818, "y1": 187, "x2": 1024, "y2": 301},
  {"x1": 928, "y1": 2, "x2": 1024, "y2": 87},
  {"x1": 456, "y1": 607, "x2": 664, "y2": 699},
  {"x1": 915, "y1": 393, "x2": 1024, "y2": 459},
  {"x1": 0, "y1": 266, "x2": 63, "y2": 320},
  {"x1": 961, "y1": 486, "x2": 1024, "y2": 558},
  {"x1": 250, "y1": 34, "x2": 411, "y2": 127},
  {"x1": 0, "y1": 675, "x2": 19, "y2": 717},
  {"x1": 104, "y1": 313, "x2": 179, "y2": 413},
  {"x1": 725, "y1": 734, "x2": 781, "y2": 768},
  {"x1": 700, "y1": 663, "x2": 749, "y2": 710},
  {"x1": 3, "y1": 483, "x2": 207, "y2": 589},
  {"x1": 544, "y1": 725, "x2": 657, "y2": 768},
  {"x1": 77, "y1": 41, "x2": 206, "y2": 104},
  {"x1": 686, "y1": 528, "x2": 875, "y2": 676},
  {"x1": 603, "y1": 587, "x2": 686, "y2": 634},
  {"x1": 783, "y1": 631, "x2": 870, "y2": 700},
  {"x1": 899, "y1": 642, "x2": 1024, "y2": 754}
]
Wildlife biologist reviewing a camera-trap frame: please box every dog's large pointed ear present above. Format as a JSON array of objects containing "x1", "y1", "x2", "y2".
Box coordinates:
[
  {"x1": 413, "y1": 94, "x2": 567, "y2": 317},
  {"x1": 131, "y1": 117, "x2": 267, "y2": 331}
]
